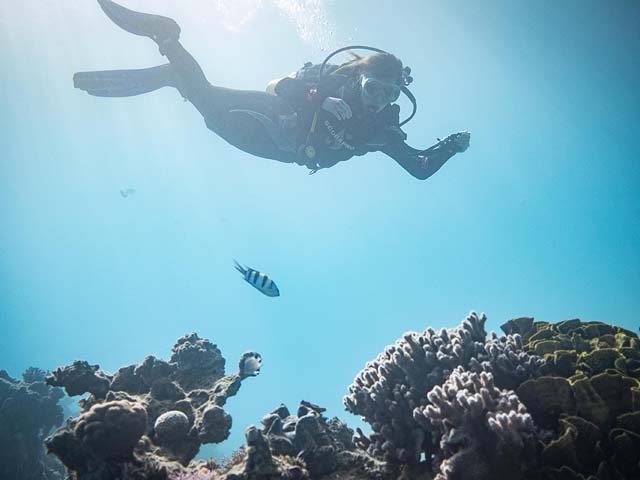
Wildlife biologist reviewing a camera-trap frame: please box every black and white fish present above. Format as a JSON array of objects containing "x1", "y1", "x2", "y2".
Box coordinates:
[
  {"x1": 238, "y1": 352, "x2": 262, "y2": 378},
  {"x1": 234, "y1": 260, "x2": 280, "y2": 297}
]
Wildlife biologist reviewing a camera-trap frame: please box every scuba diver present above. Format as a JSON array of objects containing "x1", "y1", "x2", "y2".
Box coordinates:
[{"x1": 75, "y1": 0, "x2": 471, "y2": 179}]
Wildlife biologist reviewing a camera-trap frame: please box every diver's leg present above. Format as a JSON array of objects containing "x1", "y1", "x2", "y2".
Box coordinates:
[
  {"x1": 96, "y1": 0, "x2": 297, "y2": 164},
  {"x1": 156, "y1": 38, "x2": 300, "y2": 162},
  {"x1": 96, "y1": 1, "x2": 266, "y2": 115},
  {"x1": 155, "y1": 39, "x2": 213, "y2": 113}
]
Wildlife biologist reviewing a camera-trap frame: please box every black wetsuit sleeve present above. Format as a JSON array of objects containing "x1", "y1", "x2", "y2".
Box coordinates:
[{"x1": 381, "y1": 136, "x2": 460, "y2": 180}]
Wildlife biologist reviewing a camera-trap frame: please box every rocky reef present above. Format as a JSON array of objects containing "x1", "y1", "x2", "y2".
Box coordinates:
[
  {"x1": 0, "y1": 367, "x2": 66, "y2": 480},
  {"x1": 36, "y1": 315, "x2": 640, "y2": 480},
  {"x1": 45, "y1": 333, "x2": 262, "y2": 479},
  {"x1": 169, "y1": 399, "x2": 393, "y2": 480}
]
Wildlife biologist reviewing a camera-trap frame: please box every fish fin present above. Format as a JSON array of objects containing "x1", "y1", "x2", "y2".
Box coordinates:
[{"x1": 233, "y1": 259, "x2": 247, "y2": 275}]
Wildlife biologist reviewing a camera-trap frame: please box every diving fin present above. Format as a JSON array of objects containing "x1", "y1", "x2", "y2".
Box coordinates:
[
  {"x1": 73, "y1": 64, "x2": 176, "y2": 97},
  {"x1": 97, "y1": 0, "x2": 180, "y2": 42}
]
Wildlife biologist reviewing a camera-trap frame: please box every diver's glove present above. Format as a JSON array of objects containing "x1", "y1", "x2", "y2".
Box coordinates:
[
  {"x1": 449, "y1": 131, "x2": 471, "y2": 152},
  {"x1": 416, "y1": 131, "x2": 471, "y2": 170},
  {"x1": 321, "y1": 97, "x2": 353, "y2": 121},
  {"x1": 420, "y1": 131, "x2": 470, "y2": 156}
]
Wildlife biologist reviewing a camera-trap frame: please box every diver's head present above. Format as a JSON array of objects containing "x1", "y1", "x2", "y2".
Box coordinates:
[
  {"x1": 332, "y1": 52, "x2": 407, "y2": 114},
  {"x1": 358, "y1": 53, "x2": 404, "y2": 114},
  {"x1": 360, "y1": 76, "x2": 402, "y2": 114}
]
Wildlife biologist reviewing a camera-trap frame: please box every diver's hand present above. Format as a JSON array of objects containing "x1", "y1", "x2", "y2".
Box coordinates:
[
  {"x1": 416, "y1": 131, "x2": 471, "y2": 171},
  {"x1": 321, "y1": 97, "x2": 352, "y2": 121},
  {"x1": 448, "y1": 131, "x2": 471, "y2": 152}
]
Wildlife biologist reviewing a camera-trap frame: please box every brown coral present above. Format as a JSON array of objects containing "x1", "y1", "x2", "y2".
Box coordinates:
[
  {"x1": 502, "y1": 317, "x2": 640, "y2": 479},
  {"x1": 45, "y1": 333, "x2": 261, "y2": 479},
  {"x1": 74, "y1": 399, "x2": 147, "y2": 460}
]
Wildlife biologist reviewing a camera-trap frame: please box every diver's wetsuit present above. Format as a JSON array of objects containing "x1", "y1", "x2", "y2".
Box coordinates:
[
  {"x1": 159, "y1": 41, "x2": 460, "y2": 178},
  {"x1": 271, "y1": 73, "x2": 407, "y2": 169},
  {"x1": 159, "y1": 40, "x2": 300, "y2": 164},
  {"x1": 75, "y1": 0, "x2": 463, "y2": 179}
]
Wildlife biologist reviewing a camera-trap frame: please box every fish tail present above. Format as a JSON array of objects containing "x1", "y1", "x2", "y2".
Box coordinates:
[{"x1": 233, "y1": 259, "x2": 246, "y2": 275}]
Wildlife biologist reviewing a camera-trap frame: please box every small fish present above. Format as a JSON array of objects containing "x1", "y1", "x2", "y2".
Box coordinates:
[
  {"x1": 239, "y1": 352, "x2": 262, "y2": 377},
  {"x1": 234, "y1": 260, "x2": 280, "y2": 297},
  {"x1": 120, "y1": 188, "x2": 136, "y2": 198}
]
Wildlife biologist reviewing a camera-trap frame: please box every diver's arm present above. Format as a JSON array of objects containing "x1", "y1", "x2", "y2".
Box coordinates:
[{"x1": 382, "y1": 132, "x2": 471, "y2": 180}]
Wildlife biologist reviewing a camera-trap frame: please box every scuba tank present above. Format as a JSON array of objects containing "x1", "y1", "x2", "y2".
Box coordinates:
[{"x1": 265, "y1": 62, "x2": 341, "y2": 95}]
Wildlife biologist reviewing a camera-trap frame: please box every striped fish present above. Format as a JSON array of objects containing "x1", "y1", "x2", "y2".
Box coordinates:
[{"x1": 234, "y1": 260, "x2": 280, "y2": 297}]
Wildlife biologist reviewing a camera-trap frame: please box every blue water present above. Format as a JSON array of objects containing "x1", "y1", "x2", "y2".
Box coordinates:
[{"x1": 1, "y1": 0, "x2": 639, "y2": 458}]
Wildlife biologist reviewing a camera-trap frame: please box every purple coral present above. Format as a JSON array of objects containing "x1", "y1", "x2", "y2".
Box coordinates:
[
  {"x1": 344, "y1": 311, "x2": 542, "y2": 467},
  {"x1": 416, "y1": 367, "x2": 536, "y2": 480},
  {"x1": 344, "y1": 312, "x2": 490, "y2": 463},
  {"x1": 479, "y1": 332, "x2": 543, "y2": 390}
]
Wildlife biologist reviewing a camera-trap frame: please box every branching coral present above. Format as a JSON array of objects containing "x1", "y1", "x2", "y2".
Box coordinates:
[
  {"x1": 344, "y1": 312, "x2": 541, "y2": 466},
  {"x1": 415, "y1": 367, "x2": 536, "y2": 480}
]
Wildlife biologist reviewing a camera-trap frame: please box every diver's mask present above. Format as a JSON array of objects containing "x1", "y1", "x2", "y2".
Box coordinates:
[{"x1": 360, "y1": 76, "x2": 402, "y2": 106}]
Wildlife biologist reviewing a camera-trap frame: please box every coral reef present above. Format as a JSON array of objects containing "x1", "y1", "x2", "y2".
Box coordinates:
[
  {"x1": 206, "y1": 400, "x2": 393, "y2": 480},
  {"x1": 155, "y1": 410, "x2": 191, "y2": 446},
  {"x1": 45, "y1": 333, "x2": 261, "y2": 479},
  {"x1": 502, "y1": 317, "x2": 640, "y2": 480},
  {"x1": 343, "y1": 311, "x2": 541, "y2": 470},
  {"x1": 415, "y1": 367, "x2": 536, "y2": 480},
  {"x1": 34, "y1": 314, "x2": 640, "y2": 480},
  {"x1": 345, "y1": 313, "x2": 640, "y2": 479},
  {"x1": 0, "y1": 367, "x2": 66, "y2": 480},
  {"x1": 75, "y1": 399, "x2": 148, "y2": 460}
]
